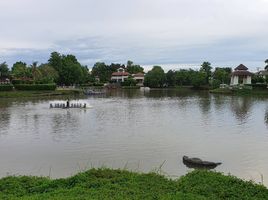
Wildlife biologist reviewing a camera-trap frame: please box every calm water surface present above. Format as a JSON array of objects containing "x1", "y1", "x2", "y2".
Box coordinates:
[{"x1": 0, "y1": 89, "x2": 268, "y2": 184}]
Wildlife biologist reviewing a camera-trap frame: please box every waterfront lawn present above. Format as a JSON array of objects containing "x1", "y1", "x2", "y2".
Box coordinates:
[{"x1": 0, "y1": 169, "x2": 267, "y2": 200}]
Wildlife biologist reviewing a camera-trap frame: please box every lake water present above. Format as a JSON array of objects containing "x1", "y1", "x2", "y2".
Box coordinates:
[{"x1": 0, "y1": 89, "x2": 268, "y2": 185}]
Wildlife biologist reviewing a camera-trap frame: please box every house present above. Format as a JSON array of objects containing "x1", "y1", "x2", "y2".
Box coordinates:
[
  {"x1": 111, "y1": 68, "x2": 130, "y2": 83},
  {"x1": 133, "y1": 73, "x2": 145, "y2": 86},
  {"x1": 230, "y1": 64, "x2": 253, "y2": 85},
  {"x1": 0, "y1": 78, "x2": 10, "y2": 84},
  {"x1": 255, "y1": 70, "x2": 268, "y2": 79}
]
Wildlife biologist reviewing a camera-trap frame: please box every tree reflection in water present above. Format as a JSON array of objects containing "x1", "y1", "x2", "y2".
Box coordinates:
[
  {"x1": 230, "y1": 96, "x2": 253, "y2": 123},
  {"x1": 265, "y1": 109, "x2": 268, "y2": 127}
]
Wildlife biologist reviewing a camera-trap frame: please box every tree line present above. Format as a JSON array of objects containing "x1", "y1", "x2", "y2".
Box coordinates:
[{"x1": 0, "y1": 53, "x2": 267, "y2": 87}]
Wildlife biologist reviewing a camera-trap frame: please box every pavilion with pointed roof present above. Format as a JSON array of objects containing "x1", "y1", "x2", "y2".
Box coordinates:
[{"x1": 230, "y1": 64, "x2": 253, "y2": 85}]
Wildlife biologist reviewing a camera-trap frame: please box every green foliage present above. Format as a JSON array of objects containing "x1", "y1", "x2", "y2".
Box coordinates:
[
  {"x1": 36, "y1": 64, "x2": 59, "y2": 84},
  {"x1": 11, "y1": 79, "x2": 33, "y2": 85},
  {"x1": 190, "y1": 71, "x2": 207, "y2": 88},
  {"x1": 91, "y1": 62, "x2": 110, "y2": 83},
  {"x1": 211, "y1": 79, "x2": 221, "y2": 89},
  {"x1": 144, "y1": 66, "x2": 166, "y2": 88},
  {"x1": 166, "y1": 70, "x2": 176, "y2": 87},
  {"x1": 252, "y1": 75, "x2": 265, "y2": 84},
  {"x1": 121, "y1": 77, "x2": 137, "y2": 86},
  {"x1": 0, "y1": 169, "x2": 267, "y2": 199},
  {"x1": 200, "y1": 62, "x2": 212, "y2": 84},
  {"x1": 175, "y1": 69, "x2": 195, "y2": 86},
  {"x1": 0, "y1": 84, "x2": 13, "y2": 91},
  {"x1": 48, "y1": 52, "x2": 89, "y2": 85},
  {"x1": 12, "y1": 62, "x2": 31, "y2": 79},
  {"x1": 14, "y1": 84, "x2": 57, "y2": 91},
  {"x1": 265, "y1": 59, "x2": 268, "y2": 70},
  {"x1": 213, "y1": 67, "x2": 231, "y2": 84},
  {"x1": 126, "y1": 60, "x2": 144, "y2": 74},
  {"x1": 178, "y1": 170, "x2": 268, "y2": 200},
  {"x1": 0, "y1": 62, "x2": 10, "y2": 78}
]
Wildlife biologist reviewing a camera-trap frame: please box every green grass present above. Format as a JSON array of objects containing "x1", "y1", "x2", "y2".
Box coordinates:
[
  {"x1": 0, "y1": 89, "x2": 82, "y2": 98},
  {"x1": 0, "y1": 169, "x2": 267, "y2": 200}
]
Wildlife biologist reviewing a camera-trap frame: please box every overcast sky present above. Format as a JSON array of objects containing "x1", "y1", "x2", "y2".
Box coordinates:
[{"x1": 0, "y1": 0, "x2": 268, "y2": 71}]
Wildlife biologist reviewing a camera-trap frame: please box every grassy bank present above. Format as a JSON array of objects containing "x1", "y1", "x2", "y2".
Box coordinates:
[
  {"x1": 0, "y1": 169, "x2": 267, "y2": 200},
  {"x1": 210, "y1": 88, "x2": 268, "y2": 96},
  {"x1": 0, "y1": 89, "x2": 83, "y2": 98}
]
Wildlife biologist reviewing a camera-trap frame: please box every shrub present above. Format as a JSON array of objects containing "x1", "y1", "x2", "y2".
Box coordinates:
[
  {"x1": 12, "y1": 79, "x2": 34, "y2": 85},
  {"x1": 93, "y1": 83, "x2": 104, "y2": 87},
  {"x1": 0, "y1": 84, "x2": 13, "y2": 91},
  {"x1": 250, "y1": 83, "x2": 267, "y2": 90},
  {"x1": 14, "y1": 84, "x2": 57, "y2": 91},
  {"x1": 211, "y1": 79, "x2": 221, "y2": 89}
]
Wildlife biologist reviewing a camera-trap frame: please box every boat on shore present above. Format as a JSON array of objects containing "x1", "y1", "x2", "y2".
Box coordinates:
[{"x1": 183, "y1": 156, "x2": 222, "y2": 169}]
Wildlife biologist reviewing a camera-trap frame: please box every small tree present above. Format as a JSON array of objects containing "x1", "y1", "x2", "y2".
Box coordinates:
[
  {"x1": 0, "y1": 62, "x2": 10, "y2": 79},
  {"x1": 121, "y1": 77, "x2": 137, "y2": 86}
]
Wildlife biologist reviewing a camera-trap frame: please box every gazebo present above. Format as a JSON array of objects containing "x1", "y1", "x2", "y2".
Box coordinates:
[{"x1": 230, "y1": 64, "x2": 253, "y2": 85}]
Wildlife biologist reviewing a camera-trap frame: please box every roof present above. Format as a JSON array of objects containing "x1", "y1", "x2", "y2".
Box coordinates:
[
  {"x1": 111, "y1": 72, "x2": 129, "y2": 76},
  {"x1": 133, "y1": 73, "x2": 144, "y2": 77},
  {"x1": 231, "y1": 71, "x2": 253, "y2": 76},
  {"x1": 235, "y1": 64, "x2": 248, "y2": 71},
  {"x1": 256, "y1": 70, "x2": 268, "y2": 76}
]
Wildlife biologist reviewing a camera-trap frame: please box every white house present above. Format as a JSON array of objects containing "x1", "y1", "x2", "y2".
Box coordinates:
[
  {"x1": 230, "y1": 64, "x2": 253, "y2": 85},
  {"x1": 133, "y1": 73, "x2": 145, "y2": 86},
  {"x1": 111, "y1": 68, "x2": 129, "y2": 83}
]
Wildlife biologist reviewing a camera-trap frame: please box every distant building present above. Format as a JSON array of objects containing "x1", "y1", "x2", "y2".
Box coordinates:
[
  {"x1": 133, "y1": 73, "x2": 145, "y2": 86},
  {"x1": 230, "y1": 64, "x2": 253, "y2": 85},
  {"x1": 255, "y1": 70, "x2": 268, "y2": 79},
  {"x1": 111, "y1": 68, "x2": 130, "y2": 83},
  {"x1": 0, "y1": 78, "x2": 10, "y2": 84}
]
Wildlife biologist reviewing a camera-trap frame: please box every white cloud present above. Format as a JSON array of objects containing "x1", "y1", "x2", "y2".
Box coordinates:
[{"x1": 0, "y1": 0, "x2": 268, "y2": 69}]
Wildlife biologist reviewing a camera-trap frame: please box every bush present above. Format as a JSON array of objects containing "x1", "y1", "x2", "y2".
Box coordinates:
[
  {"x1": 12, "y1": 79, "x2": 34, "y2": 85},
  {"x1": 14, "y1": 84, "x2": 57, "y2": 91},
  {"x1": 250, "y1": 83, "x2": 268, "y2": 90},
  {"x1": 211, "y1": 79, "x2": 221, "y2": 89},
  {"x1": 93, "y1": 83, "x2": 104, "y2": 87},
  {"x1": 0, "y1": 84, "x2": 13, "y2": 91}
]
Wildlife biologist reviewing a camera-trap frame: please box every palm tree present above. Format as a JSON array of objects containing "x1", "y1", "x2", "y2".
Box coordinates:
[{"x1": 31, "y1": 61, "x2": 38, "y2": 82}]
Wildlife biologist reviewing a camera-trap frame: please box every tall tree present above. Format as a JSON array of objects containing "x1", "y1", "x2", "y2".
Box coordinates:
[
  {"x1": 166, "y1": 70, "x2": 176, "y2": 87},
  {"x1": 0, "y1": 62, "x2": 10, "y2": 79},
  {"x1": 200, "y1": 62, "x2": 212, "y2": 84},
  {"x1": 91, "y1": 62, "x2": 110, "y2": 82},
  {"x1": 48, "y1": 52, "x2": 86, "y2": 85},
  {"x1": 37, "y1": 64, "x2": 59, "y2": 83},
  {"x1": 144, "y1": 66, "x2": 166, "y2": 88},
  {"x1": 12, "y1": 61, "x2": 31, "y2": 79},
  {"x1": 48, "y1": 52, "x2": 63, "y2": 72},
  {"x1": 126, "y1": 60, "x2": 144, "y2": 74},
  {"x1": 265, "y1": 59, "x2": 268, "y2": 70},
  {"x1": 213, "y1": 68, "x2": 231, "y2": 84},
  {"x1": 30, "y1": 61, "x2": 38, "y2": 82}
]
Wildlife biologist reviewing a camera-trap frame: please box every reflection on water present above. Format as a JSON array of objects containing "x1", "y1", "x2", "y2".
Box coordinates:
[
  {"x1": 230, "y1": 97, "x2": 253, "y2": 123},
  {"x1": 0, "y1": 90, "x2": 267, "y2": 185}
]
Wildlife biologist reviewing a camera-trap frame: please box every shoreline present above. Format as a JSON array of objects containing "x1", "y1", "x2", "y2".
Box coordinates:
[
  {"x1": 0, "y1": 89, "x2": 83, "y2": 98},
  {"x1": 0, "y1": 168, "x2": 267, "y2": 199}
]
